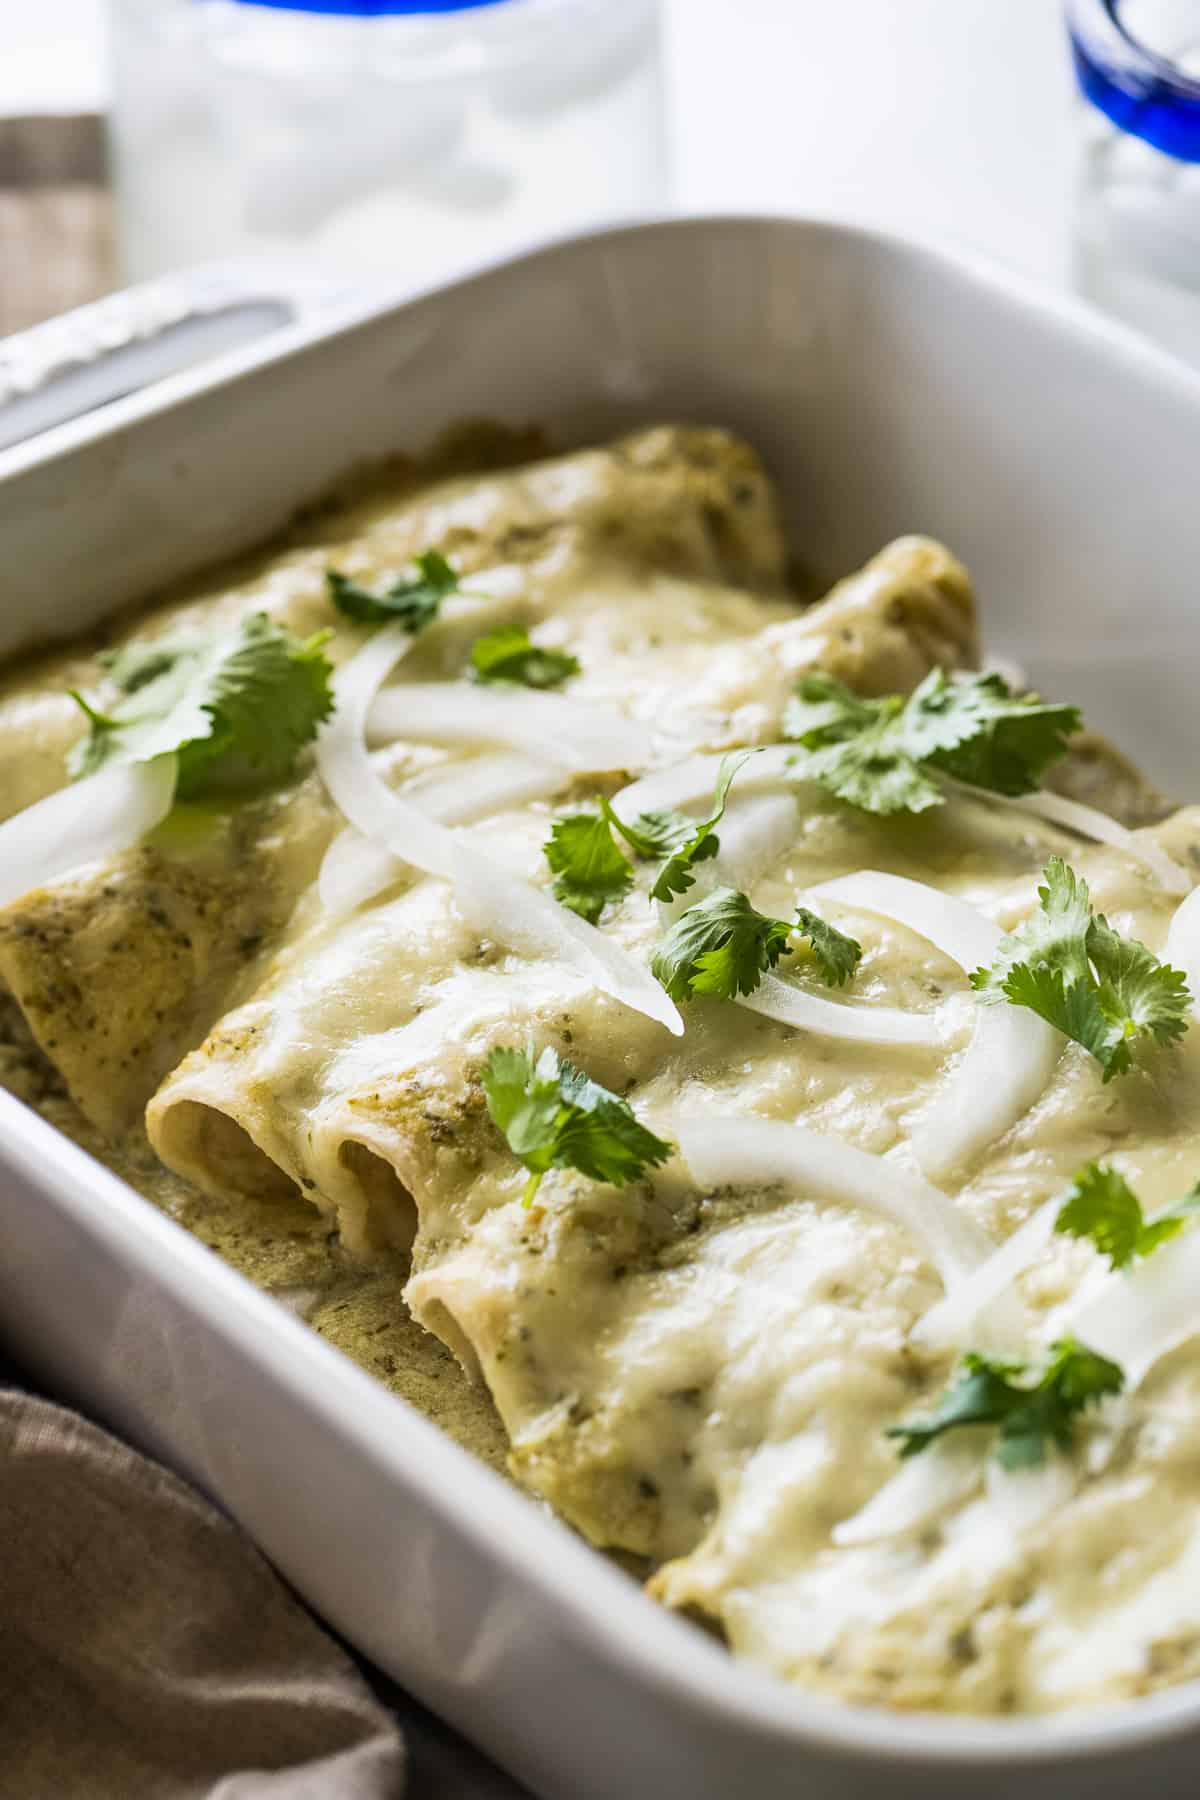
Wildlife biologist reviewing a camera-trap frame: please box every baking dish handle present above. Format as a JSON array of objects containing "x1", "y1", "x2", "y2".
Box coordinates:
[{"x1": 0, "y1": 261, "x2": 371, "y2": 453}]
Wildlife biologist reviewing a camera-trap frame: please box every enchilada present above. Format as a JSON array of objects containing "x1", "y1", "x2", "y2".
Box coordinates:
[{"x1": 1, "y1": 422, "x2": 1196, "y2": 1717}]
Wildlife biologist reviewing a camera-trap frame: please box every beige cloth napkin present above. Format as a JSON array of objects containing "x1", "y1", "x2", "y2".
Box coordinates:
[{"x1": 0, "y1": 1389, "x2": 407, "y2": 1799}]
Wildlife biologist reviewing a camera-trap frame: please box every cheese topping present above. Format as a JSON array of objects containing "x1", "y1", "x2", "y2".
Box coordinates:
[{"x1": 0, "y1": 424, "x2": 1197, "y2": 1720}]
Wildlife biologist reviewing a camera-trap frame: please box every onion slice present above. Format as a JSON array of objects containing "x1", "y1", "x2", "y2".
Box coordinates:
[
  {"x1": 911, "y1": 1198, "x2": 1059, "y2": 1352},
  {"x1": 633, "y1": 780, "x2": 949, "y2": 1050},
  {"x1": 654, "y1": 791, "x2": 804, "y2": 928},
  {"x1": 811, "y1": 871, "x2": 1006, "y2": 971},
  {"x1": 737, "y1": 973, "x2": 945, "y2": 1049},
  {"x1": 943, "y1": 778, "x2": 1191, "y2": 898},
  {"x1": 318, "y1": 752, "x2": 566, "y2": 916},
  {"x1": 676, "y1": 1116, "x2": 994, "y2": 1288},
  {"x1": 317, "y1": 621, "x2": 459, "y2": 879},
  {"x1": 809, "y1": 872, "x2": 1063, "y2": 1181},
  {"x1": 833, "y1": 1441, "x2": 983, "y2": 1546},
  {"x1": 0, "y1": 755, "x2": 177, "y2": 909},
  {"x1": 1165, "y1": 885, "x2": 1200, "y2": 1018},
  {"x1": 973, "y1": 1458, "x2": 1076, "y2": 1549},
  {"x1": 710, "y1": 792, "x2": 802, "y2": 892},
  {"x1": 368, "y1": 682, "x2": 654, "y2": 774},
  {"x1": 316, "y1": 626, "x2": 682, "y2": 1034},
  {"x1": 611, "y1": 746, "x2": 803, "y2": 822},
  {"x1": 448, "y1": 842, "x2": 682, "y2": 1035},
  {"x1": 1067, "y1": 1226, "x2": 1200, "y2": 1388}
]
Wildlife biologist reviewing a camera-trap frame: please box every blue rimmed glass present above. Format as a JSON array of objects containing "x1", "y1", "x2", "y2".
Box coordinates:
[
  {"x1": 1066, "y1": 0, "x2": 1200, "y2": 362},
  {"x1": 1067, "y1": 0, "x2": 1200, "y2": 161},
  {"x1": 221, "y1": 1, "x2": 514, "y2": 13},
  {"x1": 108, "y1": 0, "x2": 666, "y2": 282}
]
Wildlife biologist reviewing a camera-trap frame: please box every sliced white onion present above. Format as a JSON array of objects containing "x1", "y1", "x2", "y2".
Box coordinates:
[
  {"x1": 459, "y1": 562, "x2": 527, "y2": 601},
  {"x1": 368, "y1": 683, "x2": 653, "y2": 774},
  {"x1": 912, "y1": 1002, "x2": 1063, "y2": 1185},
  {"x1": 1165, "y1": 885, "x2": 1200, "y2": 1017},
  {"x1": 448, "y1": 841, "x2": 682, "y2": 1036},
  {"x1": 833, "y1": 1441, "x2": 983, "y2": 1546},
  {"x1": 944, "y1": 778, "x2": 1191, "y2": 898},
  {"x1": 320, "y1": 830, "x2": 410, "y2": 918},
  {"x1": 912, "y1": 1198, "x2": 1060, "y2": 1353},
  {"x1": 0, "y1": 755, "x2": 178, "y2": 909},
  {"x1": 810, "y1": 872, "x2": 1064, "y2": 1182},
  {"x1": 317, "y1": 627, "x2": 682, "y2": 1035},
  {"x1": 811, "y1": 872, "x2": 1007, "y2": 972},
  {"x1": 317, "y1": 621, "x2": 459, "y2": 879},
  {"x1": 981, "y1": 1455, "x2": 1076, "y2": 1535},
  {"x1": 676, "y1": 1116, "x2": 994, "y2": 1288},
  {"x1": 654, "y1": 791, "x2": 804, "y2": 928},
  {"x1": 318, "y1": 752, "x2": 566, "y2": 916},
  {"x1": 611, "y1": 745, "x2": 802, "y2": 822},
  {"x1": 635, "y1": 791, "x2": 950, "y2": 1049},
  {"x1": 711, "y1": 792, "x2": 803, "y2": 891},
  {"x1": 736, "y1": 973, "x2": 945, "y2": 1049},
  {"x1": 398, "y1": 750, "x2": 566, "y2": 826},
  {"x1": 1067, "y1": 1226, "x2": 1200, "y2": 1388}
]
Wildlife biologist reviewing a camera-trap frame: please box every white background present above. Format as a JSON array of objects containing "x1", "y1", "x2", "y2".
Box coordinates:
[{"x1": 4, "y1": 0, "x2": 1079, "y2": 289}]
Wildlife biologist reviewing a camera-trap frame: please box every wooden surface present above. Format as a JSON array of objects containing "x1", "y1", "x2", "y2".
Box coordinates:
[{"x1": 0, "y1": 115, "x2": 113, "y2": 335}]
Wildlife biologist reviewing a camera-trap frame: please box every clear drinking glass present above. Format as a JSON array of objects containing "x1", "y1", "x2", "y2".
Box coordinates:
[
  {"x1": 1068, "y1": 0, "x2": 1200, "y2": 364},
  {"x1": 106, "y1": 0, "x2": 667, "y2": 284}
]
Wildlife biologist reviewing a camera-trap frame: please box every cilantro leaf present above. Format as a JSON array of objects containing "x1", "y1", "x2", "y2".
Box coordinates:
[
  {"x1": 544, "y1": 813, "x2": 634, "y2": 924},
  {"x1": 326, "y1": 549, "x2": 459, "y2": 630},
  {"x1": 785, "y1": 675, "x2": 943, "y2": 815},
  {"x1": 888, "y1": 1338, "x2": 1124, "y2": 1470},
  {"x1": 604, "y1": 753, "x2": 761, "y2": 882},
  {"x1": 651, "y1": 886, "x2": 792, "y2": 1003},
  {"x1": 645, "y1": 751, "x2": 755, "y2": 903},
  {"x1": 792, "y1": 906, "x2": 862, "y2": 988},
  {"x1": 902, "y1": 668, "x2": 1081, "y2": 794},
  {"x1": 469, "y1": 625, "x2": 580, "y2": 689},
  {"x1": 68, "y1": 612, "x2": 335, "y2": 797},
  {"x1": 544, "y1": 752, "x2": 757, "y2": 923},
  {"x1": 783, "y1": 668, "x2": 1080, "y2": 816},
  {"x1": 1055, "y1": 1161, "x2": 1200, "y2": 1269},
  {"x1": 971, "y1": 857, "x2": 1191, "y2": 1081},
  {"x1": 601, "y1": 801, "x2": 696, "y2": 861},
  {"x1": 481, "y1": 1044, "x2": 673, "y2": 1205}
]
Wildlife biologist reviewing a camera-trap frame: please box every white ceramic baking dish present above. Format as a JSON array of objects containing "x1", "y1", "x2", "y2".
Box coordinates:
[{"x1": 3, "y1": 216, "x2": 1200, "y2": 1799}]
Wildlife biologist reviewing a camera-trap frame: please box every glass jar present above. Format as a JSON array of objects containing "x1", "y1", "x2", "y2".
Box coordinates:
[
  {"x1": 1067, "y1": 0, "x2": 1200, "y2": 364},
  {"x1": 106, "y1": 0, "x2": 667, "y2": 284}
]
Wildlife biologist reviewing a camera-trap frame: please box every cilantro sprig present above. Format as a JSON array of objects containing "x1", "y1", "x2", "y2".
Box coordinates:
[
  {"x1": 544, "y1": 813, "x2": 634, "y2": 924},
  {"x1": 326, "y1": 549, "x2": 460, "y2": 631},
  {"x1": 638, "y1": 751, "x2": 755, "y2": 903},
  {"x1": 469, "y1": 625, "x2": 580, "y2": 689},
  {"x1": 650, "y1": 887, "x2": 793, "y2": 1003},
  {"x1": 792, "y1": 906, "x2": 862, "y2": 988},
  {"x1": 68, "y1": 612, "x2": 334, "y2": 797},
  {"x1": 970, "y1": 857, "x2": 1191, "y2": 1081},
  {"x1": 1055, "y1": 1161, "x2": 1200, "y2": 1269},
  {"x1": 887, "y1": 1337, "x2": 1124, "y2": 1470},
  {"x1": 650, "y1": 887, "x2": 861, "y2": 1004},
  {"x1": 481, "y1": 1044, "x2": 673, "y2": 1206},
  {"x1": 783, "y1": 668, "x2": 1080, "y2": 816},
  {"x1": 542, "y1": 751, "x2": 754, "y2": 923}
]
